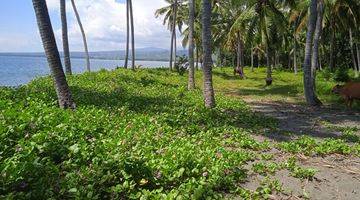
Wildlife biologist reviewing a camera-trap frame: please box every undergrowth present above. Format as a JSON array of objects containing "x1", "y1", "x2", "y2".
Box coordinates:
[{"x1": 0, "y1": 68, "x2": 358, "y2": 199}]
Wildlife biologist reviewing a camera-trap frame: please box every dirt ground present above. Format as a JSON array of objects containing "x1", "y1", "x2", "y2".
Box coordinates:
[
  {"x1": 247, "y1": 100, "x2": 360, "y2": 141},
  {"x1": 242, "y1": 100, "x2": 360, "y2": 200}
]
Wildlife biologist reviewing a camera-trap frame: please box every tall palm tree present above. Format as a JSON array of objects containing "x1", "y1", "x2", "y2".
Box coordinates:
[
  {"x1": 202, "y1": 0, "x2": 216, "y2": 108},
  {"x1": 155, "y1": 0, "x2": 185, "y2": 71},
  {"x1": 129, "y1": 0, "x2": 135, "y2": 70},
  {"x1": 188, "y1": 0, "x2": 195, "y2": 90},
  {"x1": 311, "y1": 0, "x2": 324, "y2": 79},
  {"x1": 181, "y1": 1, "x2": 202, "y2": 70},
  {"x1": 70, "y1": 0, "x2": 90, "y2": 72},
  {"x1": 241, "y1": 0, "x2": 287, "y2": 85},
  {"x1": 60, "y1": 0, "x2": 72, "y2": 75},
  {"x1": 32, "y1": 0, "x2": 75, "y2": 109},
  {"x1": 124, "y1": 0, "x2": 130, "y2": 69},
  {"x1": 303, "y1": 0, "x2": 321, "y2": 106},
  {"x1": 171, "y1": 0, "x2": 178, "y2": 71}
]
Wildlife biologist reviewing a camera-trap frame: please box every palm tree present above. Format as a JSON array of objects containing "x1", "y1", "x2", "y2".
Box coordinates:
[
  {"x1": 124, "y1": 0, "x2": 130, "y2": 69},
  {"x1": 188, "y1": 0, "x2": 195, "y2": 90},
  {"x1": 171, "y1": 0, "x2": 178, "y2": 71},
  {"x1": 303, "y1": 0, "x2": 322, "y2": 106},
  {"x1": 311, "y1": 0, "x2": 324, "y2": 79},
  {"x1": 241, "y1": 0, "x2": 287, "y2": 85},
  {"x1": 288, "y1": 0, "x2": 308, "y2": 74},
  {"x1": 60, "y1": 0, "x2": 72, "y2": 75},
  {"x1": 32, "y1": 0, "x2": 75, "y2": 109},
  {"x1": 181, "y1": 1, "x2": 202, "y2": 70},
  {"x1": 70, "y1": 0, "x2": 90, "y2": 72},
  {"x1": 129, "y1": 0, "x2": 135, "y2": 70},
  {"x1": 155, "y1": 0, "x2": 185, "y2": 71},
  {"x1": 202, "y1": 0, "x2": 216, "y2": 108},
  {"x1": 124, "y1": 0, "x2": 135, "y2": 70}
]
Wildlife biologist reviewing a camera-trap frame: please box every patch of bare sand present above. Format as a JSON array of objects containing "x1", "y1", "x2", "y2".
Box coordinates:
[{"x1": 238, "y1": 100, "x2": 360, "y2": 199}]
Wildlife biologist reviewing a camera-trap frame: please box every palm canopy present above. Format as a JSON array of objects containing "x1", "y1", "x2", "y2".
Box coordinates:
[{"x1": 155, "y1": 0, "x2": 187, "y2": 32}]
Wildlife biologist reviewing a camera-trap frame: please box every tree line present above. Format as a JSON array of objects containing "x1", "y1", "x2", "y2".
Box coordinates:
[{"x1": 31, "y1": 0, "x2": 359, "y2": 109}]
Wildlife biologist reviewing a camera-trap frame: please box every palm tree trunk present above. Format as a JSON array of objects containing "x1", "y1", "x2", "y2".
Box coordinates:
[
  {"x1": 266, "y1": 46, "x2": 270, "y2": 67},
  {"x1": 124, "y1": 0, "x2": 130, "y2": 69},
  {"x1": 201, "y1": 0, "x2": 215, "y2": 108},
  {"x1": 188, "y1": 0, "x2": 195, "y2": 90},
  {"x1": 319, "y1": 46, "x2": 323, "y2": 70},
  {"x1": 288, "y1": 52, "x2": 292, "y2": 70},
  {"x1": 169, "y1": 28, "x2": 174, "y2": 71},
  {"x1": 237, "y1": 36, "x2": 240, "y2": 68},
  {"x1": 266, "y1": 45, "x2": 272, "y2": 86},
  {"x1": 251, "y1": 45, "x2": 254, "y2": 72},
  {"x1": 71, "y1": 0, "x2": 90, "y2": 72},
  {"x1": 294, "y1": 37, "x2": 298, "y2": 74},
  {"x1": 32, "y1": 0, "x2": 75, "y2": 109},
  {"x1": 236, "y1": 33, "x2": 244, "y2": 78},
  {"x1": 174, "y1": 30, "x2": 177, "y2": 70},
  {"x1": 329, "y1": 21, "x2": 335, "y2": 71},
  {"x1": 356, "y1": 43, "x2": 360, "y2": 73},
  {"x1": 173, "y1": 0, "x2": 178, "y2": 71},
  {"x1": 256, "y1": 50, "x2": 259, "y2": 68},
  {"x1": 169, "y1": 4, "x2": 176, "y2": 71},
  {"x1": 196, "y1": 46, "x2": 199, "y2": 70},
  {"x1": 240, "y1": 40, "x2": 244, "y2": 67},
  {"x1": 303, "y1": 0, "x2": 321, "y2": 106},
  {"x1": 349, "y1": 29, "x2": 359, "y2": 77},
  {"x1": 60, "y1": 0, "x2": 72, "y2": 75},
  {"x1": 311, "y1": 0, "x2": 324, "y2": 92},
  {"x1": 129, "y1": 0, "x2": 135, "y2": 70}
]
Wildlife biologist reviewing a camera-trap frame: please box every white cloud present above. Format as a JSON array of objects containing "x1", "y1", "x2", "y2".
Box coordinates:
[
  {"x1": 0, "y1": 34, "x2": 41, "y2": 52},
  {"x1": 48, "y1": 0, "x2": 182, "y2": 52}
]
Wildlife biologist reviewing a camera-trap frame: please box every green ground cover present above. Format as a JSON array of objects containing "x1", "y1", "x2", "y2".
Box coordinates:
[{"x1": 0, "y1": 68, "x2": 359, "y2": 199}]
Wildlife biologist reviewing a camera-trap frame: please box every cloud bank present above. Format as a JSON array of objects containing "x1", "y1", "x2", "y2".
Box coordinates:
[{"x1": 46, "y1": 0, "x2": 182, "y2": 52}]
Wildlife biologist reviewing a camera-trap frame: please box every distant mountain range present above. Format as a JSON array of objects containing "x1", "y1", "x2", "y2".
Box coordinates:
[{"x1": 0, "y1": 47, "x2": 188, "y2": 62}]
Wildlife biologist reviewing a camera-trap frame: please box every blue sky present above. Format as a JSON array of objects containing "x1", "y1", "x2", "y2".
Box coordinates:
[{"x1": 0, "y1": 0, "x2": 180, "y2": 52}]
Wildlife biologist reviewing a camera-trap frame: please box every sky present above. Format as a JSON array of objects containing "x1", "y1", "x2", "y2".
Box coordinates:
[{"x1": 0, "y1": 0, "x2": 182, "y2": 52}]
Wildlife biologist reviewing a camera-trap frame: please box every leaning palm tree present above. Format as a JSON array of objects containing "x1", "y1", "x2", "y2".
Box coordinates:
[
  {"x1": 188, "y1": 0, "x2": 195, "y2": 90},
  {"x1": 60, "y1": 0, "x2": 72, "y2": 75},
  {"x1": 202, "y1": 0, "x2": 216, "y2": 108},
  {"x1": 303, "y1": 0, "x2": 322, "y2": 106},
  {"x1": 70, "y1": 0, "x2": 90, "y2": 72},
  {"x1": 32, "y1": 0, "x2": 75, "y2": 109}
]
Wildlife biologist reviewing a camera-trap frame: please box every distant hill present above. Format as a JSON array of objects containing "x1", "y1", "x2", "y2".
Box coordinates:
[{"x1": 0, "y1": 48, "x2": 188, "y2": 62}]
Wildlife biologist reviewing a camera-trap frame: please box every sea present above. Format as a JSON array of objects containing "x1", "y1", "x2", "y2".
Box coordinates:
[{"x1": 0, "y1": 55, "x2": 169, "y2": 86}]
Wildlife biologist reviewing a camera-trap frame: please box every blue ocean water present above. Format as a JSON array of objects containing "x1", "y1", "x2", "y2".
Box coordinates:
[{"x1": 0, "y1": 55, "x2": 169, "y2": 86}]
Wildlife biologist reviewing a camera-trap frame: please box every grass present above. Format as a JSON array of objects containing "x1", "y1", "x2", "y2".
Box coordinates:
[
  {"x1": 210, "y1": 67, "x2": 359, "y2": 109},
  {"x1": 0, "y1": 67, "x2": 359, "y2": 199}
]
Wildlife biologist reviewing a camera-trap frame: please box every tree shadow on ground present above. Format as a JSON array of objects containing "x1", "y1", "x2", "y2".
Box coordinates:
[
  {"x1": 225, "y1": 85, "x2": 301, "y2": 98},
  {"x1": 247, "y1": 100, "x2": 360, "y2": 142},
  {"x1": 68, "y1": 84, "x2": 277, "y2": 134},
  {"x1": 70, "y1": 85, "x2": 178, "y2": 114},
  {"x1": 213, "y1": 71, "x2": 240, "y2": 80}
]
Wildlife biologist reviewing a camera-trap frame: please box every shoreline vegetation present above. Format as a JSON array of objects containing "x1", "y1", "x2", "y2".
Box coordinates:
[
  {"x1": 1, "y1": 68, "x2": 359, "y2": 199},
  {"x1": 1, "y1": 0, "x2": 359, "y2": 198}
]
